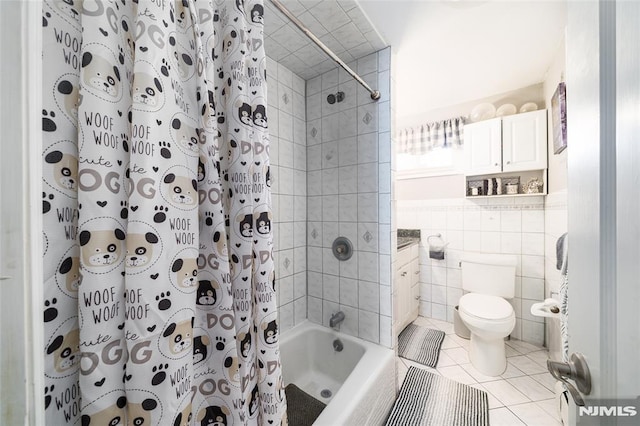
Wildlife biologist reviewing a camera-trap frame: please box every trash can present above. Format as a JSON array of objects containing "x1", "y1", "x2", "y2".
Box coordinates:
[{"x1": 453, "y1": 305, "x2": 470, "y2": 339}]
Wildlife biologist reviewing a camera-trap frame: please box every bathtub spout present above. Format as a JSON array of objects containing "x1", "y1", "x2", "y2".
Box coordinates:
[{"x1": 330, "y1": 311, "x2": 345, "y2": 328}]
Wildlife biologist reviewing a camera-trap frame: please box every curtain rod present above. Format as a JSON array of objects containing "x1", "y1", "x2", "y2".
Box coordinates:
[{"x1": 267, "y1": 0, "x2": 381, "y2": 101}]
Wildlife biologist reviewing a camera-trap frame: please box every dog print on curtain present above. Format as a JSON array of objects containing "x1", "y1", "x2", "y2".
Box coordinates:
[{"x1": 42, "y1": 0, "x2": 285, "y2": 424}]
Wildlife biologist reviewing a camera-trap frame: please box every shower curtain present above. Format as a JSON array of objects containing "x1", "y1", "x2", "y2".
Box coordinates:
[{"x1": 42, "y1": 0, "x2": 286, "y2": 424}]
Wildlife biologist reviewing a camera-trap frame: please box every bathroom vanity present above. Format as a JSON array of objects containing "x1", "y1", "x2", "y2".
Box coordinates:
[{"x1": 394, "y1": 230, "x2": 420, "y2": 336}]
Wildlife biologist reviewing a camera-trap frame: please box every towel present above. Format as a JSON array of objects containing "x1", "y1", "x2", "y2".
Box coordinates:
[{"x1": 556, "y1": 233, "x2": 568, "y2": 272}]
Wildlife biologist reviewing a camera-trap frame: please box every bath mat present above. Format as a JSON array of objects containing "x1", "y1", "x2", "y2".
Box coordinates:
[
  {"x1": 398, "y1": 323, "x2": 446, "y2": 367},
  {"x1": 386, "y1": 367, "x2": 489, "y2": 426},
  {"x1": 285, "y1": 384, "x2": 326, "y2": 426}
]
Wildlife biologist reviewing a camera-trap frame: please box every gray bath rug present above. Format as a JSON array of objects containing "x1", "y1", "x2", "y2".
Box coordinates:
[
  {"x1": 398, "y1": 323, "x2": 446, "y2": 367},
  {"x1": 285, "y1": 384, "x2": 326, "y2": 426},
  {"x1": 386, "y1": 367, "x2": 489, "y2": 426}
]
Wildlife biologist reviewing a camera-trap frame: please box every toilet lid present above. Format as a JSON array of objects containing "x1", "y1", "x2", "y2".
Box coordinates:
[{"x1": 459, "y1": 293, "x2": 513, "y2": 320}]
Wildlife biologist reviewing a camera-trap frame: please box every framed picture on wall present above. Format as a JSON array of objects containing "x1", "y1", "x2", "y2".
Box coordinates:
[{"x1": 552, "y1": 82, "x2": 567, "y2": 154}]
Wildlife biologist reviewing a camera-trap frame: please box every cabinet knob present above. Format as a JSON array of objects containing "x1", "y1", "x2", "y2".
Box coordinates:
[
  {"x1": 414, "y1": 296, "x2": 420, "y2": 300},
  {"x1": 506, "y1": 161, "x2": 511, "y2": 164},
  {"x1": 414, "y1": 270, "x2": 420, "y2": 275},
  {"x1": 494, "y1": 163, "x2": 498, "y2": 166},
  {"x1": 401, "y1": 272, "x2": 407, "y2": 277}
]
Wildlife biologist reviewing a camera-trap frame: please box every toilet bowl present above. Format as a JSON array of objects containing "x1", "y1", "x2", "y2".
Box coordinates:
[
  {"x1": 458, "y1": 293, "x2": 515, "y2": 376},
  {"x1": 459, "y1": 253, "x2": 517, "y2": 376}
]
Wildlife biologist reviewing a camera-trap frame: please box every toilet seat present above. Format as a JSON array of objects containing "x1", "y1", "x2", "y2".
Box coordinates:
[{"x1": 459, "y1": 293, "x2": 513, "y2": 321}]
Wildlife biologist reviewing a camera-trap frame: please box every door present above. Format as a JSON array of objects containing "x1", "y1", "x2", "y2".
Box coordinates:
[
  {"x1": 0, "y1": 1, "x2": 44, "y2": 425},
  {"x1": 565, "y1": 1, "x2": 640, "y2": 424},
  {"x1": 502, "y1": 109, "x2": 547, "y2": 172},
  {"x1": 463, "y1": 117, "x2": 502, "y2": 175}
]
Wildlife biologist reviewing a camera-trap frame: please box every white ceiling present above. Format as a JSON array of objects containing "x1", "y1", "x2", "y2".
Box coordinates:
[
  {"x1": 264, "y1": 0, "x2": 386, "y2": 79},
  {"x1": 358, "y1": 0, "x2": 567, "y2": 122}
]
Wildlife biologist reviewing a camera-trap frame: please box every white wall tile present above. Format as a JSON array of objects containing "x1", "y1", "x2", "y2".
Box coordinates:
[
  {"x1": 431, "y1": 303, "x2": 447, "y2": 321},
  {"x1": 481, "y1": 209, "x2": 501, "y2": 231},
  {"x1": 339, "y1": 254, "x2": 358, "y2": 279},
  {"x1": 321, "y1": 141, "x2": 339, "y2": 169},
  {"x1": 521, "y1": 277, "x2": 545, "y2": 300},
  {"x1": 501, "y1": 232, "x2": 522, "y2": 254},
  {"x1": 358, "y1": 193, "x2": 378, "y2": 222},
  {"x1": 322, "y1": 195, "x2": 338, "y2": 221},
  {"x1": 358, "y1": 162, "x2": 378, "y2": 193},
  {"x1": 358, "y1": 251, "x2": 379, "y2": 283},
  {"x1": 358, "y1": 309, "x2": 380, "y2": 343},
  {"x1": 481, "y1": 232, "x2": 501, "y2": 253},
  {"x1": 322, "y1": 222, "x2": 339, "y2": 248},
  {"x1": 358, "y1": 132, "x2": 378, "y2": 163},
  {"x1": 522, "y1": 255, "x2": 545, "y2": 279},
  {"x1": 338, "y1": 166, "x2": 357, "y2": 194},
  {"x1": 293, "y1": 298, "x2": 307, "y2": 326},
  {"x1": 308, "y1": 296, "x2": 322, "y2": 324},
  {"x1": 464, "y1": 210, "x2": 482, "y2": 231},
  {"x1": 308, "y1": 197, "x2": 322, "y2": 221},
  {"x1": 340, "y1": 277, "x2": 358, "y2": 307},
  {"x1": 294, "y1": 272, "x2": 306, "y2": 300},
  {"x1": 322, "y1": 248, "x2": 339, "y2": 275},
  {"x1": 522, "y1": 233, "x2": 545, "y2": 255},
  {"x1": 323, "y1": 274, "x2": 340, "y2": 303},
  {"x1": 307, "y1": 247, "x2": 323, "y2": 273},
  {"x1": 359, "y1": 280, "x2": 380, "y2": 313},
  {"x1": 339, "y1": 108, "x2": 358, "y2": 138},
  {"x1": 432, "y1": 285, "x2": 447, "y2": 305},
  {"x1": 463, "y1": 231, "x2": 482, "y2": 252},
  {"x1": 338, "y1": 304, "x2": 359, "y2": 337},
  {"x1": 522, "y1": 210, "x2": 545, "y2": 233},
  {"x1": 338, "y1": 136, "x2": 358, "y2": 166}
]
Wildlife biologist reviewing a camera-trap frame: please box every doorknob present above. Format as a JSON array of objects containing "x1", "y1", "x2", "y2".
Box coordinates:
[{"x1": 547, "y1": 353, "x2": 592, "y2": 406}]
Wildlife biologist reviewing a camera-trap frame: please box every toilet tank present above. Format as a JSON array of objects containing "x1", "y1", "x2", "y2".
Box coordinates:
[{"x1": 461, "y1": 253, "x2": 517, "y2": 298}]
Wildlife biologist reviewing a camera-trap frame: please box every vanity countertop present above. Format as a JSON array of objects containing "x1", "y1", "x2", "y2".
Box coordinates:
[{"x1": 397, "y1": 229, "x2": 420, "y2": 250}]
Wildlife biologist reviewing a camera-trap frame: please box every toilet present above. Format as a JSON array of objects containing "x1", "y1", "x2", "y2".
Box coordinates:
[{"x1": 458, "y1": 253, "x2": 517, "y2": 376}]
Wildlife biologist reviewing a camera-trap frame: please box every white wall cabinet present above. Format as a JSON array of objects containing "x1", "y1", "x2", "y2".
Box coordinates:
[
  {"x1": 394, "y1": 243, "x2": 420, "y2": 336},
  {"x1": 464, "y1": 110, "x2": 547, "y2": 175},
  {"x1": 463, "y1": 117, "x2": 502, "y2": 174}
]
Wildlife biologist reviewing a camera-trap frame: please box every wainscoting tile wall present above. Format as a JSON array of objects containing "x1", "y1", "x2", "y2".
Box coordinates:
[
  {"x1": 306, "y1": 48, "x2": 393, "y2": 347},
  {"x1": 397, "y1": 196, "x2": 546, "y2": 345},
  {"x1": 267, "y1": 58, "x2": 308, "y2": 333}
]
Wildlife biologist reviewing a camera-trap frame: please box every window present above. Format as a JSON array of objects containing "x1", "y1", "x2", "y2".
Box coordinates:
[
  {"x1": 397, "y1": 146, "x2": 464, "y2": 179},
  {"x1": 396, "y1": 116, "x2": 465, "y2": 179}
]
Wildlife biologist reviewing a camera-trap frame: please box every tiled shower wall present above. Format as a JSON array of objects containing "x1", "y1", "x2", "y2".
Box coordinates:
[
  {"x1": 266, "y1": 58, "x2": 308, "y2": 333},
  {"x1": 397, "y1": 196, "x2": 546, "y2": 346},
  {"x1": 305, "y1": 48, "x2": 394, "y2": 347}
]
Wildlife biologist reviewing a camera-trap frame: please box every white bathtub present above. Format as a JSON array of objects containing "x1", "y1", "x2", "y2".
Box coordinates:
[{"x1": 280, "y1": 321, "x2": 396, "y2": 425}]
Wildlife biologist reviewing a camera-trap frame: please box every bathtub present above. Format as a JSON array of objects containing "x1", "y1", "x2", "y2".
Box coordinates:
[{"x1": 279, "y1": 321, "x2": 396, "y2": 425}]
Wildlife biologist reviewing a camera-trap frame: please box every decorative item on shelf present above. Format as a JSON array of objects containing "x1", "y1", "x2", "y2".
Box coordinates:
[
  {"x1": 520, "y1": 102, "x2": 539, "y2": 113},
  {"x1": 467, "y1": 179, "x2": 486, "y2": 196},
  {"x1": 523, "y1": 177, "x2": 544, "y2": 194},
  {"x1": 470, "y1": 102, "x2": 496, "y2": 122},
  {"x1": 496, "y1": 103, "x2": 517, "y2": 117},
  {"x1": 552, "y1": 82, "x2": 567, "y2": 154},
  {"x1": 502, "y1": 176, "x2": 520, "y2": 195}
]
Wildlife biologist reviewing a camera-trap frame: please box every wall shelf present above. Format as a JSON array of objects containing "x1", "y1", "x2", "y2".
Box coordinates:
[{"x1": 465, "y1": 192, "x2": 546, "y2": 199}]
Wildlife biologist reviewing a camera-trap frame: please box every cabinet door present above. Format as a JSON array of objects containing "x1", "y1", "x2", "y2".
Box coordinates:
[
  {"x1": 502, "y1": 109, "x2": 548, "y2": 172},
  {"x1": 396, "y1": 264, "x2": 412, "y2": 332},
  {"x1": 464, "y1": 117, "x2": 502, "y2": 174},
  {"x1": 410, "y1": 259, "x2": 420, "y2": 319}
]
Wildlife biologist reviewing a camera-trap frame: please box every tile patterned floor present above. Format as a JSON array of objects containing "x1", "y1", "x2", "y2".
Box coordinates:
[{"x1": 397, "y1": 316, "x2": 563, "y2": 426}]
